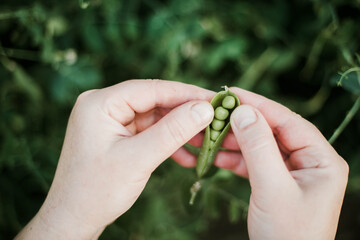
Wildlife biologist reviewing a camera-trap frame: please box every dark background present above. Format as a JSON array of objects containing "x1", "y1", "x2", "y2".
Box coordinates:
[{"x1": 1, "y1": 0, "x2": 360, "y2": 239}]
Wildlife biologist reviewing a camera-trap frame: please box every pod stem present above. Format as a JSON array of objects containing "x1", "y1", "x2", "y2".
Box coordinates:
[
  {"x1": 221, "y1": 85, "x2": 229, "y2": 91},
  {"x1": 189, "y1": 181, "x2": 202, "y2": 205}
]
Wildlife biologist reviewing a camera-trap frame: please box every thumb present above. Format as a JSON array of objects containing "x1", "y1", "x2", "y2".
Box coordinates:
[
  {"x1": 126, "y1": 100, "x2": 214, "y2": 171},
  {"x1": 230, "y1": 105, "x2": 292, "y2": 189}
]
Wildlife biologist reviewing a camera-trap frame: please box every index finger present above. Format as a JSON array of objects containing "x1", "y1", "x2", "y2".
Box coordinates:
[
  {"x1": 229, "y1": 87, "x2": 334, "y2": 154},
  {"x1": 101, "y1": 79, "x2": 215, "y2": 125}
]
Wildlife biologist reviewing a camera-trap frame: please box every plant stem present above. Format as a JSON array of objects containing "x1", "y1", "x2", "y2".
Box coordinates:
[
  {"x1": 0, "y1": 9, "x2": 28, "y2": 20},
  {"x1": 328, "y1": 96, "x2": 360, "y2": 144},
  {"x1": 0, "y1": 47, "x2": 40, "y2": 61},
  {"x1": 236, "y1": 47, "x2": 279, "y2": 90},
  {"x1": 337, "y1": 67, "x2": 360, "y2": 86}
]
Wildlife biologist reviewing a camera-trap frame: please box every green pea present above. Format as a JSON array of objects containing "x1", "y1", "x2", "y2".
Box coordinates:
[
  {"x1": 209, "y1": 140, "x2": 216, "y2": 148},
  {"x1": 222, "y1": 96, "x2": 236, "y2": 109},
  {"x1": 211, "y1": 119, "x2": 225, "y2": 131},
  {"x1": 210, "y1": 130, "x2": 221, "y2": 141},
  {"x1": 214, "y1": 106, "x2": 229, "y2": 120}
]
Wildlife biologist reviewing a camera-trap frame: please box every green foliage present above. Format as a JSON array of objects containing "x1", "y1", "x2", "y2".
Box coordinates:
[{"x1": 1, "y1": 0, "x2": 360, "y2": 239}]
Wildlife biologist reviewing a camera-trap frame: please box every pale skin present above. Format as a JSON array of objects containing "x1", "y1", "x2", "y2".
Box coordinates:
[{"x1": 16, "y1": 80, "x2": 348, "y2": 240}]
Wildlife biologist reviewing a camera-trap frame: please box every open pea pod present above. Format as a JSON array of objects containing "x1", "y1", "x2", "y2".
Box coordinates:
[
  {"x1": 189, "y1": 87, "x2": 240, "y2": 205},
  {"x1": 196, "y1": 90, "x2": 240, "y2": 178}
]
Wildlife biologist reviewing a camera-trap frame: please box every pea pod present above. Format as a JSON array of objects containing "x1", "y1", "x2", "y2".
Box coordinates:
[{"x1": 189, "y1": 87, "x2": 240, "y2": 205}]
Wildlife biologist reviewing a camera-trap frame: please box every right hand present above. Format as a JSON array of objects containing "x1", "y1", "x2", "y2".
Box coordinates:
[
  {"x1": 228, "y1": 88, "x2": 348, "y2": 239},
  {"x1": 174, "y1": 87, "x2": 348, "y2": 239}
]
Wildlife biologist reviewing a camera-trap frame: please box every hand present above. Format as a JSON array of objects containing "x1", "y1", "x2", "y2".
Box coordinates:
[
  {"x1": 15, "y1": 80, "x2": 215, "y2": 240},
  {"x1": 226, "y1": 88, "x2": 348, "y2": 239},
  {"x1": 174, "y1": 87, "x2": 348, "y2": 239}
]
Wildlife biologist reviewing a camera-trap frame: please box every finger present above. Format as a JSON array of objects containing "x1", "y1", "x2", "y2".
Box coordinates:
[
  {"x1": 188, "y1": 133, "x2": 204, "y2": 147},
  {"x1": 221, "y1": 133, "x2": 240, "y2": 150},
  {"x1": 230, "y1": 87, "x2": 339, "y2": 168},
  {"x1": 103, "y1": 80, "x2": 215, "y2": 125},
  {"x1": 230, "y1": 87, "x2": 330, "y2": 151},
  {"x1": 188, "y1": 132, "x2": 240, "y2": 150},
  {"x1": 214, "y1": 151, "x2": 248, "y2": 177},
  {"x1": 230, "y1": 105, "x2": 294, "y2": 188},
  {"x1": 171, "y1": 147, "x2": 197, "y2": 167},
  {"x1": 130, "y1": 107, "x2": 174, "y2": 133},
  {"x1": 123, "y1": 100, "x2": 214, "y2": 171},
  {"x1": 173, "y1": 146, "x2": 247, "y2": 177},
  {"x1": 133, "y1": 109, "x2": 161, "y2": 133}
]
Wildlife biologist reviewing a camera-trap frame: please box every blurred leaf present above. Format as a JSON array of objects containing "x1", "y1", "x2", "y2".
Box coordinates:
[
  {"x1": 229, "y1": 199, "x2": 241, "y2": 224},
  {"x1": 0, "y1": 58, "x2": 43, "y2": 103},
  {"x1": 1, "y1": 0, "x2": 360, "y2": 239},
  {"x1": 51, "y1": 60, "x2": 101, "y2": 103},
  {"x1": 206, "y1": 38, "x2": 247, "y2": 72}
]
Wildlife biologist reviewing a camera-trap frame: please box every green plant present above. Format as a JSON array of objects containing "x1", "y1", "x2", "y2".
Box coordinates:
[{"x1": 1, "y1": 0, "x2": 360, "y2": 239}]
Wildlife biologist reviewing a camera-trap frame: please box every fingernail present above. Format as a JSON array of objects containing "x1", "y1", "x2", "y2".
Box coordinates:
[
  {"x1": 191, "y1": 102, "x2": 214, "y2": 125},
  {"x1": 232, "y1": 105, "x2": 257, "y2": 129}
]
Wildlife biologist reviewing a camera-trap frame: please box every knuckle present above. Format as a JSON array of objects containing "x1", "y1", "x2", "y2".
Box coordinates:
[
  {"x1": 75, "y1": 89, "x2": 97, "y2": 106},
  {"x1": 339, "y1": 157, "x2": 349, "y2": 177},
  {"x1": 326, "y1": 156, "x2": 349, "y2": 184},
  {"x1": 243, "y1": 131, "x2": 273, "y2": 153},
  {"x1": 165, "y1": 117, "x2": 188, "y2": 146},
  {"x1": 72, "y1": 90, "x2": 99, "y2": 120}
]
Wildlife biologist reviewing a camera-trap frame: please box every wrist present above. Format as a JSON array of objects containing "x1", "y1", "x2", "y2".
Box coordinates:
[{"x1": 16, "y1": 200, "x2": 104, "y2": 240}]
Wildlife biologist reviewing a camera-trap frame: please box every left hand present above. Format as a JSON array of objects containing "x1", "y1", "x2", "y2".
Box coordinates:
[{"x1": 16, "y1": 80, "x2": 214, "y2": 240}]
